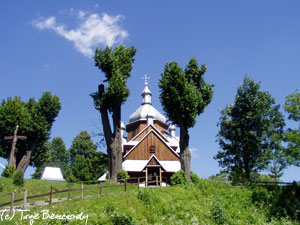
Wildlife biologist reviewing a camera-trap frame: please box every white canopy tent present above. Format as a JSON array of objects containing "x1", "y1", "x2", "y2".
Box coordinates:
[
  {"x1": 41, "y1": 167, "x2": 65, "y2": 181},
  {"x1": 98, "y1": 172, "x2": 107, "y2": 181}
]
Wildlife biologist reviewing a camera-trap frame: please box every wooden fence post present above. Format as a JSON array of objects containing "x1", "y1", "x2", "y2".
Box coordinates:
[
  {"x1": 49, "y1": 186, "x2": 53, "y2": 204},
  {"x1": 99, "y1": 181, "x2": 102, "y2": 196},
  {"x1": 138, "y1": 178, "x2": 140, "y2": 190},
  {"x1": 124, "y1": 181, "x2": 127, "y2": 192},
  {"x1": 156, "y1": 176, "x2": 158, "y2": 186},
  {"x1": 81, "y1": 182, "x2": 83, "y2": 199},
  {"x1": 68, "y1": 184, "x2": 71, "y2": 200},
  {"x1": 23, "y1": 189, "x2": 27, "y2": 209},
  {"x1": 10, "y1": 192, "x2": 14, "y2": 212}
]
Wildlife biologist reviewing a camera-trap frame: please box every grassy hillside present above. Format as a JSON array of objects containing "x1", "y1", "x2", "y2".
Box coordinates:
[{"x1": 0, "y1": 178, "x2": 298, "y2": 224}]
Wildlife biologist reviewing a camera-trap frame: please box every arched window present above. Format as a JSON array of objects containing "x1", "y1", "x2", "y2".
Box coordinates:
[{"x1": 150, "y1": 146, "x2": 155, "y2": 154}]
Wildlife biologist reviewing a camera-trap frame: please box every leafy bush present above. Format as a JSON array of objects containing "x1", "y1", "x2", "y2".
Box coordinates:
[
  {"x1": 13, "y1": 170, "x2": 24, "y2": 187},
  {"x1": 170, "y1": 170, "x2": 188, "y2": 185},
  {"x1": 211, "y1": 201, "x2": 227, "y2": 224},
  {"x1": 190, "y1": 171, "x2": 201, "y2": 185},
  {"x1": 117, "y1": 170, "x2": 129, "y2": 183},
  {"x1": 111, "y1": 212, "x2": 136, "y2": 225},
  {"x1": 2, "y1": 165, "x2": 16, "y2": 178},
  {"x1": 251, "y1": 182, "x2": 300, "y2": 222},
  {"x1": 271, "y1": 182, "x2": 300, "y2": 221},
  {"x1": 137, "y1": 189, "x2": 151, "y2": 205}
]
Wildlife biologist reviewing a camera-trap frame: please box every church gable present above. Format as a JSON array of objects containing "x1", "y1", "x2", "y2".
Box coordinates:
[
  {"x1": 148, "y1": 155, "x2": 160, "y2": 165},
  {"x1": 132, "y1": 124, "x2": 168, "y2": 142},
  {"x1": 124, "y1": 130, "x2": 179, "y2": 161}
]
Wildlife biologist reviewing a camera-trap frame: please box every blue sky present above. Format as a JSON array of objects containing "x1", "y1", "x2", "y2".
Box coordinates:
[{"x1": 1, "y1": 1, "x2": 300, "y2": 181}]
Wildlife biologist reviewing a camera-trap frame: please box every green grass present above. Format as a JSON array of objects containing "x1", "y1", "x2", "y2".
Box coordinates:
[
  {"x1": 0, "y1": 178, "x2": 137, "y2": 206},
  {"x1": 0, "y1": 178, "x2": 297, "y2": 224}
]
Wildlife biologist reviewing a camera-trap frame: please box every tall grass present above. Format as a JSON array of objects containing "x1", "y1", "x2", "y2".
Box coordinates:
[{"x1": 0, "y1": 178, "x2": 297, "y2": 224}]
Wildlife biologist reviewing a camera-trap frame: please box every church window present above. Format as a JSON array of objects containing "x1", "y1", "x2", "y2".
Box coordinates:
[{"x1": 150, "y1": 146, "x2": 156, "y2": 154}]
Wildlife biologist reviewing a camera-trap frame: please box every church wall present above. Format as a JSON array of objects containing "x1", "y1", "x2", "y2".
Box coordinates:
[
  {"x1": 126, "y1": 121, "x2": 147, "y2": 141},
  {"x1": 154, "y1": 120, "x2": 168, "y2": 133},
  {"x1": 132, "y1": 126, "x2": 152, "y2": 141},
  {"x1": 125, "y1": 132, "x2": 179, "y2": 161}
]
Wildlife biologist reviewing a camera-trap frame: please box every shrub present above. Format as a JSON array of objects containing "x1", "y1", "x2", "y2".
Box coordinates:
[
  {"x1": 111, "y1": 212, "x2": 136, "y2": 225},
  {"x1": 13, "y1": 170, "x2": 24, "y2": 187},
  {"x1": 190, "y1": 171, "x2": 201, "y2": 185},
  {"x1": 170, "y1": 170, "x2": 188, "y2": 185},
  {"x1": 117, "y1": 170, "x2": 130, "y2": 183},
  {"x1": 211, "y1": 201, "x2": 227, "y2": 224},
  {"x1": 137, "y1": 189, "x2": 151, "y2": 205},
  {"x1": 2, "y1": 165, "x2": 16, "y2": 178}
]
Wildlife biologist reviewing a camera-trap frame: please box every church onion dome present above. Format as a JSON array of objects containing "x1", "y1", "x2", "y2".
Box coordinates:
[{"x1": 129, "y1": 75, "x2": 166, "y2": 124}]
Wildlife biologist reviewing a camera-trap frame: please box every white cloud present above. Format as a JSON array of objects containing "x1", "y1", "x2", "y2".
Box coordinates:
[
  {"x1": 190, "y1": 147, "x2": 200, "y2": 158},
  {"x1": 78, "y1": 10, "x2": 87, "y2": 19},
  {"x1": 32, "y1": 12, "x2": 128, "y2": 57}
]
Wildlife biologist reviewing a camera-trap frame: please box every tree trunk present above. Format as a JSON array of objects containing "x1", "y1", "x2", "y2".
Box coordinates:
[
  {"x1": 16, "y1": 142, "x2": 36, "y2": 174},
  {"x1": 8, "y1": 125, "x2": 19, "y2": 167},
  {"x1": 243, "y1": 150, "x2": 251, "y2": 185},
  {"x1": 100, "y1": 107, "x2": 113, "y2": 179},
  {"x1": 110, "y1": 105, "x2": 123, "y2": 181},
  {"x1": 98, "y1": 84, "x2": 113, "y2": 179},
  {"x1": 179, "y1": 126, "x2": 191, "y2": 179}
]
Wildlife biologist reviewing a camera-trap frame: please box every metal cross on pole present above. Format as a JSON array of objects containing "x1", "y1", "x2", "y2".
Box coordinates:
[
  {"x1": 4, "y1": 125, "x2": 27, "y2": 166},
  {"x1": 142, "y1": 74, "x2": 150, "y2": 85}
]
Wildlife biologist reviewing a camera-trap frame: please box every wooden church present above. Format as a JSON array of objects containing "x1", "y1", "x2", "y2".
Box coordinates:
[{"x1": 121, "y1": 77, "x2": 181, "y2": 186}]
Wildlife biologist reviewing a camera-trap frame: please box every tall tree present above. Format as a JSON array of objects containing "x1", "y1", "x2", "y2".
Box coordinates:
[
  {"x1": 284, "y1": 90, "x2": 300, "y2": 166},
  {"x1": 67, "y1": 131, "x2": 107, "y2": 182},
  {"x1": 215, "y1": 76, "x2": 285, "y2": 183},
  {"x1": 32, "y1": 137, "x2": 69, "y2": 179},
  {"x1": 91, "y1": 45, "x2": 136, "y2": 181},
  {"x1": 159, "y1": 57, "x2": 214, "y2": 178},
  {"x1": 0, "y1": 92, "x2": 61, "y2": 174}
]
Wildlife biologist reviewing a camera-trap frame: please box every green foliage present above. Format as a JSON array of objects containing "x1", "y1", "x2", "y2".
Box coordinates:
[
  {"x1": 67, "y1": 131, "x2": 107, "y2": 182},
  {"x1": 215, "y1": 76, "x2": 286, "y2": 183},
  {"x1": 32, "y1": 137, "x2": 69, "y2": 179},
  {"x1": 284, "y1": 90, "x2": 300, "y2": 166},
  {"x1": 251, "y1": 182, "x2": 300, "y2": 221},
  {"x1": 170, "y1": 170, "x2": 188, "y2": 185},
  {"x1": 190, "y1": 171, "x2": 201, "y2": 185},
  {"x1": 13, "y1": 170, "x2": 24, "y2": 186},
  {"x1": 159, "y1": 57, "x2": 214, "y2": 179},
  {"x1": 3, "y1": 178, "x2": 298, "y2": 224},
  {"x1": 0, "y1": 92, "x2": 61, "y2": 172},
  {"x1": 91, "y1": 45, "x2": 136, "y2": 181},
  {"x1": 159, "y1": 57, "x2": 214, "y2": 129},
  {"x1": 92, "y1": 45, "x2": 136, "y2": 110},
  {"x1": 117, "y1": 169, "x2": 129, "y2": 182},
  {"x1": 285, "y1": 90, "x2": 300, "y2": 122},
  {"x1": 1, "y1": 165, "x2": 16, "y2": 178},
  {"x1": 111, "y1": 212, "x2": 136, "y2": 225},
  {"x1": 209, "y1": 170, "x2": 230, "y2": 182},
  {"x1": 211, "y1": 201, "x2": 227, "y2": 224},
  {"x1": 137, "y1": 189, "x2": 151, "y2": 205}
]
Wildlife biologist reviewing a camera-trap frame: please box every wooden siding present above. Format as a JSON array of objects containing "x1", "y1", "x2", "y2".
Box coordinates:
[
  {"x1": 123, "y1": 145, "x2": 134, "y2": 155},
  {"x1": 132, "y1": 125, "x2": 168, "y2": 142},
  {"x1": 126, "y1": 121, "x2": 147, "y2": 141},
  {"x1": 148, "y1": 157, "x2": 159, "y2": 165},
  {"x1": 154, "y1": 120, "x2": 169, "y2": 134},
  {"x1": 132, "y1": 126, "x2": 152, "y2": 141},
  {"x1": 125, "y1": 131, "x2": 179, "y2": 161}
]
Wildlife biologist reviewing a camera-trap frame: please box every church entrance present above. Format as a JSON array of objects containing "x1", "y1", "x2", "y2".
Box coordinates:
[{"x1": 147, "y1": 166, "x2": 161, "y2": 186}]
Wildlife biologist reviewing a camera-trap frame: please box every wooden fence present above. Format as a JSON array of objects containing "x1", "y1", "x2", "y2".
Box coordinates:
[{"x1": 0, "y1": 175, "x2": 169, "y2": 211}]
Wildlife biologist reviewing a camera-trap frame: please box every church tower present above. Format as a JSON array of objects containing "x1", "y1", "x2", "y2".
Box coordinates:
[{"x1": 122, "y1": 76, "x2": 181, "y2": 186}]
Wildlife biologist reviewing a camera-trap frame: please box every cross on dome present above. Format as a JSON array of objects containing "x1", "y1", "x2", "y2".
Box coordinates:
[{"x1": 142, "y1": 74, "x2": 150, "y2": 86}]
